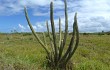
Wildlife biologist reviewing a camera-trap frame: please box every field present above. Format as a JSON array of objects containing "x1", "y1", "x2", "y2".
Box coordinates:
[{"x1": 0, "y1": 33, "x2": 110, "y2": 70}]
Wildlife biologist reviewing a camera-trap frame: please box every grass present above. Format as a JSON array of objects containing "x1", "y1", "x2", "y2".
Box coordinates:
[{"x1": 0, "y1": 33, "x2": 110, "y2": 70}]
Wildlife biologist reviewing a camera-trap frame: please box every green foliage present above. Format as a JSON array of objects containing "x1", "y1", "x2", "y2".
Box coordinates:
[{"x1": 24, "y1": 0, "x2": 79, "y2": 69}]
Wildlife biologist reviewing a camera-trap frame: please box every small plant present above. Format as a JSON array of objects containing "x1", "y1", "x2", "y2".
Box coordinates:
[
  {"x1": 83, "y1": 33, "x2": 89, "y2": 35},
  {"x1": 24, "y1": 0, "x2": 79, "y2": 69},
  {"x1": 6, "y1": 37, "x2": 10, "y2": 40},
  {"x1": 107, "y1": 32, "x2": 110, "y2": 35}
]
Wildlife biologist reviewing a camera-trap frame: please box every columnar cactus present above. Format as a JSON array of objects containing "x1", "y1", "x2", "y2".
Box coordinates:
[{"x1": 24, "y1": 0, "x2": 79, "y2": 69}]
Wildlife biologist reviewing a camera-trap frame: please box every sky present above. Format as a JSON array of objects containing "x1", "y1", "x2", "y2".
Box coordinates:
[{"x1": 0, "y1": 0, "x2": 110, "y2": 33}]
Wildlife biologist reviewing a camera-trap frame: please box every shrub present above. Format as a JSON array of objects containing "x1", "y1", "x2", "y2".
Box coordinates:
[{"x1": 83, "y1": 33, "x2": 89, "y2": 35}]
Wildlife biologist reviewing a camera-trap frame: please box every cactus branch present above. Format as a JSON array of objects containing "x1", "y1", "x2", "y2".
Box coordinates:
[
  {"x1": 59, "y1": 13, "x2": 76, "y2": 62},
  {"x1": 46, "y1": 21, "x2": 53, "y2": 41},
  {"x1": 65, "y1": 13, "x2": 79, "y2": 64},
  {"x1": 59, "y1": 0, "x2": 68, "y2": 58},
  {"x1": 58, "y1": 17, "x2": 63, "y2": 60},
  {"x1": 24, "y1": 7, "x2": 50, "y2": 55},
  {"x1": 50, "y1": 2, "x2": 58, "y2": 64},
  {"x1": 59, "y1": 17, "x2": 62, "y2": 48},
  {"x1": 63, "y1": 0, "x2": 68, "y2": 47},
  {"x1": 46, "y1": 21, "x2": 54, "y2": 54},
  {"x1": 43, "y1": 32, "x2": 47, "y2": 47}
]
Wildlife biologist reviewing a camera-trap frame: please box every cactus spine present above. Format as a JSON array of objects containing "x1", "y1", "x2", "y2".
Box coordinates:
[{"x1": 24, "y1": 0, "x2": 79, "y2": 69}]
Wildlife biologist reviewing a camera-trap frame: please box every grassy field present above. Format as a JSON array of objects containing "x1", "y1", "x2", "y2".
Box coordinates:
[{"x1": 0, "y1": 33, "x2": 110, "y2": 70}]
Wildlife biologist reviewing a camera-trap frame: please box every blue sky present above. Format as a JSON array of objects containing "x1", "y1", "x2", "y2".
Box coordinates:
[{"x1": 0, "y1": 0, "x2": 110, "y2": 33}]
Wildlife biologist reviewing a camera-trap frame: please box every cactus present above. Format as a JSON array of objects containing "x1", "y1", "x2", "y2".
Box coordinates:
[{"x1": 24, "y1": 0, "x2": 79, "y2": 69}]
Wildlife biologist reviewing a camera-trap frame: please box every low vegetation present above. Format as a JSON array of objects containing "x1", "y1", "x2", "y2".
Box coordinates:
[{"x1": 0, "y1": 33, "x2": 110, "y2": 70}]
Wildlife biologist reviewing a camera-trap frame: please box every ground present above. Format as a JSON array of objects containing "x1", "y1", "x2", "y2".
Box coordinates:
[{"x1": 0, "y1": 33, "x2": 110, "y2": 70}]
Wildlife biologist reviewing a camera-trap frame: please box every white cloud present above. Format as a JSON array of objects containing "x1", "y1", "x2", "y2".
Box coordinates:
[
  {"x1": 0, "y1": 0, "x2": 23, "y2": 15},
  {"x1": 18, "y1": 23, "x2": 46, "y2": 32},
  {"x1": 0, "y1": 0, "x2": 64, "y2": 16},
  {"x1": 19, "y1": 24, "x2": 25, "y2": 29},
  {"x1": 33, "y1": 12, "x2": 49, "y2": 16},
  {"x1": 20, "y1": 0, "x2": 50, "y2": 6},
  {"x1": 32, "y1": 25, "x2": 37, "y2": 30},
  {"x1": 67, "y1": 0, "x2": 110, "y2": 32},
  {"x1": 18, "y1": 24, "x2": 26, "y2": 31},
  {"x1": 1, "y1": 0, "x2": 110, "y2": 32}
]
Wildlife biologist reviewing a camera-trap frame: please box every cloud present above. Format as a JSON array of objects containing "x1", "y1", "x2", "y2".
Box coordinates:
[
  {"x1": 18, "y1": 24, "x2": 26, "y2": 31},
  {"x1": 18, "y1": 23, "x2": 46, "y2": 32},
  {"x1": 19, "y1": 24, "x2": 25, "y2": 29},
  {"x1": 32, "y1": 25, "x2": 37, "y2": 30},
  {"x1": 33, "y1": 12, "x2": 49, "y2": 16},
  {"x1": 20, "y1": 0, "x2": 50, "y2": 7},
  {"x1": 0, "y1": 0, "x2": 64, "y2": 16},
  {"x1": 1, "y1": 0, "x2": 110, "y2": 32},
  {"x1": 0, "y1": 0, "x2": 23, "y2": 15},
  {"x1": 67, "y1": 0, "x2": 110, "y2": 32}
]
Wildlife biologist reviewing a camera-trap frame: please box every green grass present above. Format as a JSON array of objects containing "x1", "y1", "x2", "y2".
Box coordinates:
[{"x1": 0, "y1": 33, "x2": 110, "y2": 70}]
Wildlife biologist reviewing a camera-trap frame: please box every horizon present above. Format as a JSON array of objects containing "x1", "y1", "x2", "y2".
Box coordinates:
[{"x1": 0, "y1": 0, "x2": 110, "y2": 33}]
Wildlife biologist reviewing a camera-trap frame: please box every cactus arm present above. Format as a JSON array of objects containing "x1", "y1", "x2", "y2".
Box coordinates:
[
  {"x1": 46, "y1": 21, "x2": 53, "y2": 42},
  {"x1": 59, "y1": 37, "x2": 75, "y2": 62},
  {"x1": 63, "y1": 0, "x2": 68, "y2": 47},
  {"x1": 43, "y1": 32, "x2": 47, "y2": 47},
  {"x1": 59, "y1": 13, "x2": 77, "y2": 62},
  {"x1": 59, "y1": 17, "x2": 62, "y2": 48},
  {"x1": 46, "y1": 21, "x2": 54, "y2": 53},
  {"x1": 58, "y1": 17, "x2": 63, "y2": 60},
  {"x1": 65, "y1": 13, "x2": 79, "y2": 64},
  {"x1": 59, "y1": 0, "x2": 68, "y2": 58},
  {"x1": 24, "y1": 7, "x2": 50, "y2": 55},
  {"x1": 58, "y1": 40, "x2": 63, "y2": 60},
  {"x1": 50, "y1": 2, "x2": 58, "y2": 64}
]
